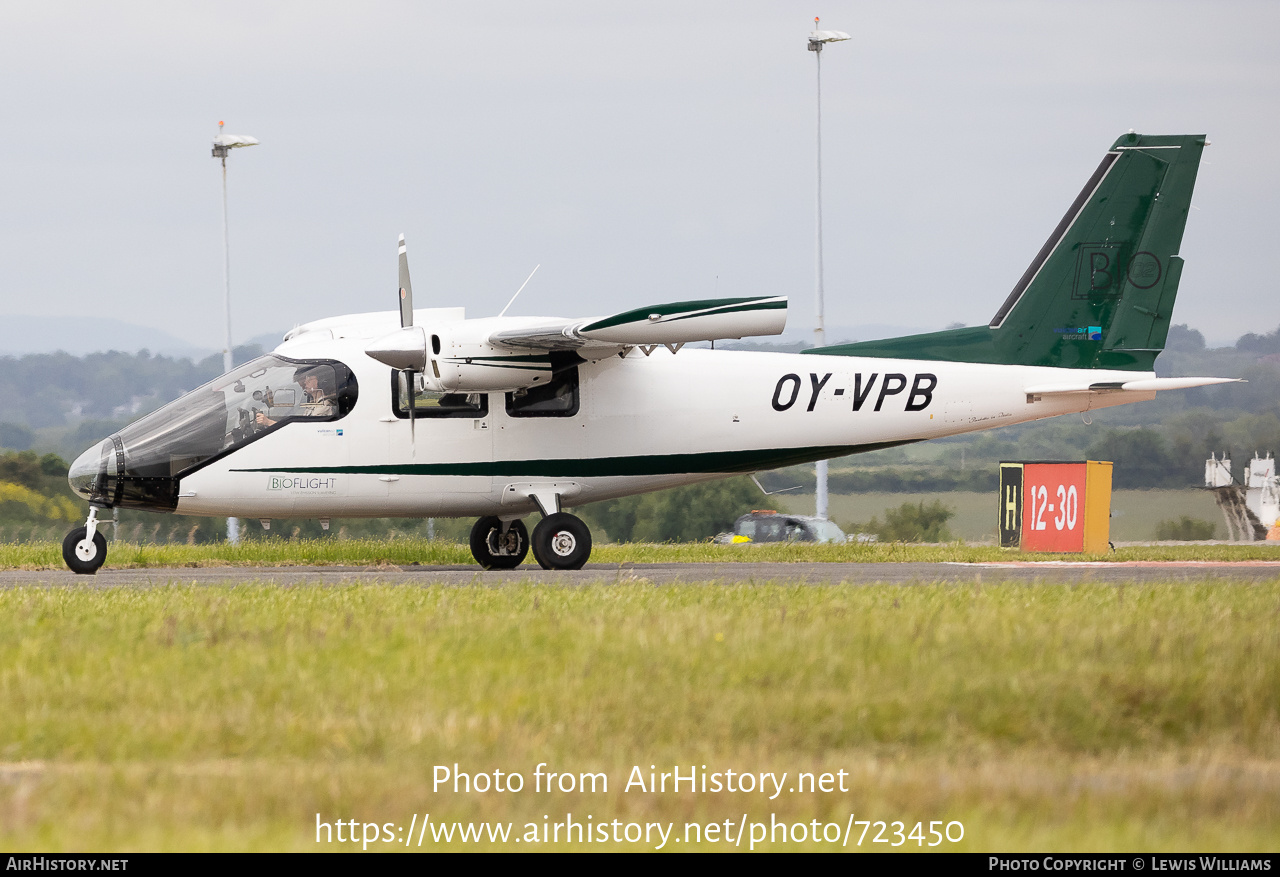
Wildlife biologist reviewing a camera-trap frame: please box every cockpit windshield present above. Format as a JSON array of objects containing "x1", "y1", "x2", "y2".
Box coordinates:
[{"x1": 69, "y1": 355, "x2": 357, "y2": 510}]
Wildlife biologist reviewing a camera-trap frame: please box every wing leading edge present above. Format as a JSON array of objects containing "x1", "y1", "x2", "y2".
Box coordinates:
[{"x1": 487, "y1": 295, "x2": 787, "y2": 351}]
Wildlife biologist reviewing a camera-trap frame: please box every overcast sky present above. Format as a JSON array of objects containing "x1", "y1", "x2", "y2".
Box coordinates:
[{"x1": 1, "y1": 1, "x2": 1276, "y2": 351}]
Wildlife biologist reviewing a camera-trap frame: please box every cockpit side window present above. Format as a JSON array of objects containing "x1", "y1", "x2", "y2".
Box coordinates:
[
  {"x1": 112, "y1": 354, "x2": 358, "y2": 484},
  {"x1": 220, "y1": 359, "x2": 357, "y2": 444}
]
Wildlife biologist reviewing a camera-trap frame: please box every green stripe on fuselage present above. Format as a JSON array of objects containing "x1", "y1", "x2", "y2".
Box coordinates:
[
  {"x1": 230, "y1": 440, "x2": 917, "y2": 479},
  {"x1": 442, "y1": 357, "x2": 553, "y2": 371}
]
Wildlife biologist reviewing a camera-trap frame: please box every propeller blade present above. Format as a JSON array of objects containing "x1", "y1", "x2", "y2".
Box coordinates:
[
  {"x1": 394, "y1": 234, "x2": 419, "y2": 455},
  {"x1": 398, "y1": 233, "x2": 414, "y2": 328},
  {"x1": 397, "y1": 368, "x2": 417, "y2": 457},
  {"x1": 408, "y1": 370, "x2": 416, "y2": 456}
]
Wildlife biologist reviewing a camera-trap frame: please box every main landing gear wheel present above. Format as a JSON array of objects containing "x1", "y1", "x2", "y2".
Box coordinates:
[
  {"x1": 530, "y1": 513, "x2": 592, "y2": 571},
  {"x1": 469, "y1": 517, "x2": 529, "y2": 569},
  {"x1": 62, "y1": 526, "x2": 107, "y2": 575}
]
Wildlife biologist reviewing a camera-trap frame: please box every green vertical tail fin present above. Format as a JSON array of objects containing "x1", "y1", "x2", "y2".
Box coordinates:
[{"x1": 810, "y1": 132, "x2": 1207, "y2": 370}]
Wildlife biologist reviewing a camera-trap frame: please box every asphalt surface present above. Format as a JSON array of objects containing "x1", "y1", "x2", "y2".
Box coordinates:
[{"x1": 4, "y1": 560, "x2": 1280, "y2": 587}]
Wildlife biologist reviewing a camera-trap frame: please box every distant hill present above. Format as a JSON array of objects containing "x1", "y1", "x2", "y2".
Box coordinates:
[{"x1": 0, "y1": 315, "x2": 284, "y2": 359}]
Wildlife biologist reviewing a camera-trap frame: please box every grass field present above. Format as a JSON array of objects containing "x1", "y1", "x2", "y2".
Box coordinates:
[
  {"x1": 2, "y1": 536, "x2": 1279, "y2": 571},
  {"x1": 2, "y1": 580, "x2": 1278, "y2": 851}
]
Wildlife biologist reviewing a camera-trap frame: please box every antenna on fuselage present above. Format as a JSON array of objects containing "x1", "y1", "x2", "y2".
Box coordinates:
[
  {"x1": 498, "y1": 264, "x2": 541, "y2": 317},
  {"x1": 750, "y1": 474, "x2": 803, "y2": 496}
]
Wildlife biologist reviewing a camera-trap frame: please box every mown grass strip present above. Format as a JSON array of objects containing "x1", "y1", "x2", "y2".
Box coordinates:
[{"x1": 1, "y1": 580, "x2": 1277, "y2": 850}]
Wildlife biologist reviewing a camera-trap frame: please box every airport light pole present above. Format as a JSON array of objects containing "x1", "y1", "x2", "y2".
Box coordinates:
[
  {"x1": 211, "y1": 122, "x2": 259, "y2": 544},
  {"x1": 808, "y1": 18, "x2": 849, "y2": 520}
]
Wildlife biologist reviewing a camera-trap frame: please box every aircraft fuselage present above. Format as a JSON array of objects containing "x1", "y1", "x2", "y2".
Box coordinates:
[{"x1": 165, "y1": 333, "x2": 1149, "y2": 520}]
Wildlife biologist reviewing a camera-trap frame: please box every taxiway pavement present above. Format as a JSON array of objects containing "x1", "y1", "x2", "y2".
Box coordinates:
[{"x1": 3, "y1": 560, "x2": 1279, "y2": 587}]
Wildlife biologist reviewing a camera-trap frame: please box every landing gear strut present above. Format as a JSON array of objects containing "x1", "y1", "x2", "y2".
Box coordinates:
[
  {"x1": 63, "y1": 507, "x2": 107, "y2": 575},
  {"x1": 469, "y1": 517, "x2": 529, "y2": 569}
]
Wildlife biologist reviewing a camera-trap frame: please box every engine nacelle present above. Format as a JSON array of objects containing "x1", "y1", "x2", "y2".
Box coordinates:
[
  {"x1": 367, "y1": 325, "x2": 554, "y2": 392},
  {"x1": 429, "y1": 347, "x2": 554, "y2": 393}
]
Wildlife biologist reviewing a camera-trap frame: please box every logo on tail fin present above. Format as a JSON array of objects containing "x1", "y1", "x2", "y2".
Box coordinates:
[
  {"x1": 1054, "y1": 326, "x2": 1104, "y2": 341},
  {"x1": 1127, "y1": 252, "x2": 1162, "y2": 288},
  {"x1": 1072, "y1": 245, "x2": 1164, "y2": 300},
  {"x1": 1072, "y1": 243, "x2": 1123, "y2": 299}
]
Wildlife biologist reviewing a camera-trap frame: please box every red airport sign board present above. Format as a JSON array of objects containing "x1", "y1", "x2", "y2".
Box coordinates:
[{"x1": 999, "y1": 461, "x2": 1112, "y2": 553}]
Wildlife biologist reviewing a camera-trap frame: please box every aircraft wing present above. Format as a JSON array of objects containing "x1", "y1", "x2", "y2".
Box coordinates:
[
  {"x1": 488, "y1": 296, "x2": 787, "y2": 351},
  {"x1": 1024, "y1": 376, "x2": 1241, "y2": 396}
]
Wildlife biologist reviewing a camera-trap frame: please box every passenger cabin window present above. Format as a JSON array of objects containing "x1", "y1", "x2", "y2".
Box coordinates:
[
  {"x1": 392, "y1": 370, "x2": 488, "y2": 418},
  {"x1": 506, "y1": 366, "x2": 579, "y2": 417}
]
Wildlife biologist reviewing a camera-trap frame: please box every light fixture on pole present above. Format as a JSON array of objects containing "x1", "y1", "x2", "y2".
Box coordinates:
[
  {"x1": 211, "y1": 121, "x2": 259, "y2": 544},
  {"x1": 807, "y1": 17, "x2": 849, "y2": 521}
]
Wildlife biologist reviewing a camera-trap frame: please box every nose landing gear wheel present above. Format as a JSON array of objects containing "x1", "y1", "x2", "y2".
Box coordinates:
[
  {"x1": 530, "y1": 513, "x2": 592, "y2": 571},
  {"x1": 469, "y1": 516, "x2": 529, "y2": 569},
  {"x1": 62, "y1": 526, "x2": 107, "y2": 575}
]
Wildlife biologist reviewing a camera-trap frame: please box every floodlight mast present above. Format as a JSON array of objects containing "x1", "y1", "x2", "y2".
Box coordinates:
[
  {"x1": 211, "y1": 121, "x2": 259, "y2": 544},
  {"x1": 807, "y1": 18, "x2": 849, "y2": 521}
]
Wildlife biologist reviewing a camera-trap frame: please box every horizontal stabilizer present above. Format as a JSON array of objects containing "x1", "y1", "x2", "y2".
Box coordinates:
[
  {"x1": 489, "y1": 296, "x2": 786, "y2": 351},
  {"x1": 1024, "y1": 376, "x2": 1241, "y2": 396}
]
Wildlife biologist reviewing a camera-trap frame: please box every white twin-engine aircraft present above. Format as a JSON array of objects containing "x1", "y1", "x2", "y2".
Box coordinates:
[{"x1": 64, "y1": 132, "x2": 1233, "y2": 573}]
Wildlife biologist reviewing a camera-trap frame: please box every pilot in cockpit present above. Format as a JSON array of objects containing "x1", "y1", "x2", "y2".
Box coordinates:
[{"x1": 254, "y1": 367, "x2": 336, "y2": 427}]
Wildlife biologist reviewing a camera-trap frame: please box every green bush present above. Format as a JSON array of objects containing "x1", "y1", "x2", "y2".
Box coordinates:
[
  {"x1": 1155, "y1": 516, "x2": 1217, "y2": 541},
  {"x1": 578, "y1": 477, "x2": 762, "y2": 543},
  {"x1": 865, "y1": 500, "x2": 955, "y2": 542}
]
